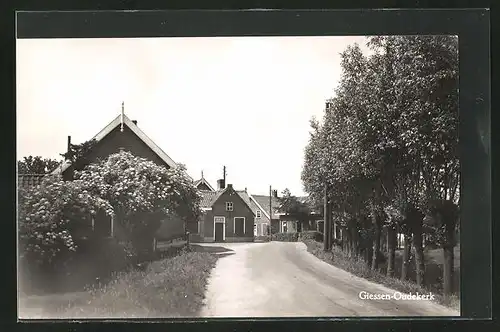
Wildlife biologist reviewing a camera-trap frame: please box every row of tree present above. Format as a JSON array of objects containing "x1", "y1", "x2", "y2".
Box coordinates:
[{"x1": 301, "y1": 36, "x2": 459, "y2": 298}]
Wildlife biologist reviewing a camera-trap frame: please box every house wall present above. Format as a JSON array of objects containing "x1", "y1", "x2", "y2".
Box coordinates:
[
  {"x1": 202, "y1": 188, "x2": 254, "y2": 242},
  {"x1": 254, "y1": 213, "x2": 271, "y2": 236}
]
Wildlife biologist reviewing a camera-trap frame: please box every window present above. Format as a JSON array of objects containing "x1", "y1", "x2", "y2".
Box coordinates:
[
  {"x1": 282, "y1": 221, "x2": 288, "y2": 233},
  {"x1": 256, "y1": 210, "x2": 261, "y2": 218},
  {"x1": 226, "y1": 202, "x2": 233, "y2": 211},
  {"x1": 254, "y1": 223, "x2": 257, "y2": 236},
  {"x1": 234, "y1": 217, "x2": 245, "y2": 236}
]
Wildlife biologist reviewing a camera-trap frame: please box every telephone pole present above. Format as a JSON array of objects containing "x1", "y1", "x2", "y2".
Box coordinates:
[
  {"x1": 269, "y1": 185, "x2": 273, "y2": 236},
  {"x1": 323, "y1": 184, "x2": 331, "y2": 251}
]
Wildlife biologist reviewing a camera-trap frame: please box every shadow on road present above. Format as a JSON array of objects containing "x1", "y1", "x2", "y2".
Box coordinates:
[{"x1": 190, "y1": 244, "x2": 235, "y2": 254}]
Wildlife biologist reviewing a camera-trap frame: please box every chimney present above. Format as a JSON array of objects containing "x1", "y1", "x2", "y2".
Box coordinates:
[
  {"x1": 132, "y1": 120, "x2": 137, "y2": 125},
  {"x1": 66, "y1": 136, "x2": 71, "y2": 157},
  {"x1": 227, "y1": 184, "x2": 233, "y2": 190},
  {"x1": 273, "y1": 190, "x2": 278, "y2": 198},
  {"x1": 217, "y1": 179, "x2": 225, "y2": 190},
  {"x1": 245, "y1": 187, "x2": 247, "y2": 193}
]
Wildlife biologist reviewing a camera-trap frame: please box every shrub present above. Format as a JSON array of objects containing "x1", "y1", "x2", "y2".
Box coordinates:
[
  {"x1": 18, "y1": 179, "x2": 113, "y2": 268},
  {"x1": 299, "y1": 231, "x2": 323, "y2": 242},
  {"x1": 76, "y1": 151, "x2": 202, "y2": 254},
  {"x1": 272, "y1": 232, "x2": 299, "y2": 242}
]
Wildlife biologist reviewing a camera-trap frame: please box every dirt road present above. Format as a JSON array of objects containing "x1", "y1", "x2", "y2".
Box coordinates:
[{"x1": 199, "y1": 241, "x2": 459, "y2": 317}]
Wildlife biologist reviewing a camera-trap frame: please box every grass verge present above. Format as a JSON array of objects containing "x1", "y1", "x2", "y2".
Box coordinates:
[
  {"x1": 302, "y1": 239, "x2": 460, "y2": 311},
  {"x1": 18, "y1": 247, "x2": 218, "y2": 318}
]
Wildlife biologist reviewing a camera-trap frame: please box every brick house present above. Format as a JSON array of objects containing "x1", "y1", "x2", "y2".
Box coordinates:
[
  {"x1": 250, "y1": 192, "x2": 281, "y2": 236},
  {"x1": 46, "y1": 109, "x2": 192, "y2": 243},
  {"x1": 192, "y1": 181, "x2": 255, "y2": 243}
]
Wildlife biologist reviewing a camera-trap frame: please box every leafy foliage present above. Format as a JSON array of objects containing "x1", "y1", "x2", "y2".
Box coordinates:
[
  {"x1": 18, "y1": 156, "x2": 60, "y2": 174},
  {"x1": 301, "y1": 36, "x2": 459, "y2": 294},
  {"x1": 60, "y1": 139, "x2": 99, "y2": 169},
  {"x1": 19, "y1": 150, "x2": 202, "y2": 277},
  {"x1": 276, "y1": 188, "x2": 311, "y2": 217},
  {"x1": 18, "y1": 179, "x2": 113, "y2": 267},
  {"x1": 75, "y1": 150, "x2": 202, "y2": 251}
]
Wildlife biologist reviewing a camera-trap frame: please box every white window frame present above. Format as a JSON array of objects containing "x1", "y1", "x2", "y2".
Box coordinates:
[
  {"x1": 233, "y1": 217, "x2": 246, "y2": 235},
  {"x1": 256, "y1": 210, "x2": 261, "y2": 218},
  {"x1": 254, "y1": 223, "x2": 257, "y2": 236},
  {"x1": 262, "y1": 223, "x2": 269, "y2": 236},
  {"x1": 281, "y1": 221, "x2": 287, "y2": 233},
  {"x1": 213, "y1": 216, "x2": 226, "y2": 241},
  {"x1": 226, "y1": 202, "x2": 234, "y2": 211},
  {"x1": 197, "y1": 220, "x2": 202, "y2": 234}
]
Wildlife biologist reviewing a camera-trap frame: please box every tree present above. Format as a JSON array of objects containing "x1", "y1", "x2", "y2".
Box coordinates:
[
  {"x1": 302, "y1": 35, "x2": 459, "y2": 294},
  {"x1": 60, "y1": 139, "x2": 99, "y2": 170},
  {"x1": 75, "y1": 150, "x2": 202, "y2": 255},
  {"x1": 18, "y1": 156, "x2": 60, "y2": 174},
  {"x1": 277, "y1": 188, "x2": 311, "y2": 217}
]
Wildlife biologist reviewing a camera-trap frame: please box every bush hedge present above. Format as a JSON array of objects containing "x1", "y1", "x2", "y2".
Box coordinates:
[
  {"x1": 271, "y1": 232, "x2": 299, "y2": 242},
  {"x1": 299, "y1": 231, "x2": 323, "y2": 242}
]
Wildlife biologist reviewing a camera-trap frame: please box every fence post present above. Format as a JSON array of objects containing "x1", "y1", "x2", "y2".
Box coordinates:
[{"x1": 186, "y1": 231, "x2": 190, "y2": 248}]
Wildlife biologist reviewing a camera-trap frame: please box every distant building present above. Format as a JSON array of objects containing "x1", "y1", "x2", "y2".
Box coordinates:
[{"x1": 191, "y1": 181, "x2": 255, "y2": 243}]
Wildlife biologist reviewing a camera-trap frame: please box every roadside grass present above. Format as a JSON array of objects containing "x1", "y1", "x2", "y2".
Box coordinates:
[
  {"x1": 18, "y1": 247, "x2": 218, "y2": 319},
  {"x1": 302, "y1": 238, "x2": 460, "y2": 311}
]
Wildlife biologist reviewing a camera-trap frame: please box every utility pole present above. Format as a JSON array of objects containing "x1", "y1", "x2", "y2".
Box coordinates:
[
  {"x1": 323, "y1": 184, "x2": 331, "y2": 251},
  {"x1": 223, "y1": 166, "x2": 226, "y2": 184},
  {"x1": 269, "y1": 185, "x2": 273, "y2": 236}
]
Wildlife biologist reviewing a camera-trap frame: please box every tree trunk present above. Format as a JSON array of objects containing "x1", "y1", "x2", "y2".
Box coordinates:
[
  {"x1": 371, "y1": 218, "x2": 381, "y2": 271},
  {"x1": 413, "y1": 226, "x2": 425, "y2": 287},
  {"x1": 346, "y1": 230, "x2": 351, "y2": 256},
  {"x1": 386, "y1": 226, "x2": 397, "y2": 277},
  {"x1": 351, "y1": 227, "x2": 358, "y2": 257},
  {"x1": 443, "y1": 219, "x2": 456, "y2": 298},
  {"x1": 401, "y1": 234, "x2": 411, "y2": 281},
  {"x1": 366, "y1": 239, "x2": 373, "y2": 267}
]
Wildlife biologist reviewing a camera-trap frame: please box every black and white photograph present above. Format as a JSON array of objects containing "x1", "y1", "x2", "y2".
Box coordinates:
[{"x1": 17, "y1": 31, "x2": 461, "y2": 319}]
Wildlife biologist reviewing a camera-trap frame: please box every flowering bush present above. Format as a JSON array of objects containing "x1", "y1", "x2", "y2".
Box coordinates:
[
  {"x1": 18, "y1": 178, "x2": 113, "y2": 267},
  {"x1": 75, "y1": 151, "x2": 202, "y2": 253}
]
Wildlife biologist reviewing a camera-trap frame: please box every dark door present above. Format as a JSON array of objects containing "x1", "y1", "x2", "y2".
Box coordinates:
[{"x1": 215, "y1": 223, "x2": 224, "y2": 242}]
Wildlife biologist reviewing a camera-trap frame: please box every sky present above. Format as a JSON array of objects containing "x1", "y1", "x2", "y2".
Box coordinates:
[{"x1": 17, "y1": 36, "x2": 371, "y2": 196}]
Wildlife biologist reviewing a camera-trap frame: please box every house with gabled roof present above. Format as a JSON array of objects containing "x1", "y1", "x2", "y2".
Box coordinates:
[
  {"x1": 51, "y1": 106, "x2": 183, "y2": 180},
  {"x1": 189, "y1": 177, "x2": 284, "y2": 241},
  {"x1": 193, "y1": 172, "x2": 215, "y2": 192},
  {"x1": 250, "y1": 192, "x2": 281, "y2": 236},
  {"x1": 40, "y1": 105, "x2": 194, "y2": 243},
  {"x1": 191, "y1": 181, "x2": 255, "y2": 243}
]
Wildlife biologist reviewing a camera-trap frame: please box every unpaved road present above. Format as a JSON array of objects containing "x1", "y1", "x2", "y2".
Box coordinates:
[{"x1": 200, "y1": 241, "x2": 459, "y2": 317}]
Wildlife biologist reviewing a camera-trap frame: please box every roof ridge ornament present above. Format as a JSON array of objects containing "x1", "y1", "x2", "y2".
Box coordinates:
[{"x1": 120, "y1": 101, "x2": 124, "y2": 132}]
